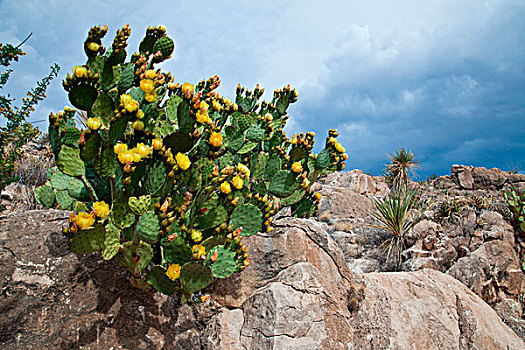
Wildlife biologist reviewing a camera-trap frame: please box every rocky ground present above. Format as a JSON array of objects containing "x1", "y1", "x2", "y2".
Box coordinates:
[
  {"x1": 315, "y1": 166, "x2": 525, "y2": 339},
  {"x1": 1, "y1": 139, "x2": 525, "y2": 348}
]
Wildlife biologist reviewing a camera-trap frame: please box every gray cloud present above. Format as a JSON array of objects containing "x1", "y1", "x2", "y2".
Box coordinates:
[{"x1": 1, "y1": 0, "x2": 523, "y2": 176}]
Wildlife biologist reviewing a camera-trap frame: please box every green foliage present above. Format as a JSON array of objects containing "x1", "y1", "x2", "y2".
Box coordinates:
[
  {"x1": 0, "y1": 33, "x2": 60, "y2": 193},
  {"x1": 384, "y1": 148, "x2": 419, "y2": 194},
  {"x1": 505, "y1": 188, "x2": 525, "y2": 233},
  {"x1": 36, "y1": 25, "x2": 346, "y2": 299},
  {"x1": 369, "y1": 188, "x2": 417, "y2": 269}
]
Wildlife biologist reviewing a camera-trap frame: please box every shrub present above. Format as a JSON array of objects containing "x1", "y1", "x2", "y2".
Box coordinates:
[
  {"x1": 0, "y1": 33, "x2": 60, "y2": 193},
  {"x1": 384, "y1": 148, "x2": 419, "y2": 193},
  {"x1": 35, "y1": 25, "x2": 347, "y2": 301},
  {"x1": 369, "y1": 188, "x2": 416, "y2": 269}
]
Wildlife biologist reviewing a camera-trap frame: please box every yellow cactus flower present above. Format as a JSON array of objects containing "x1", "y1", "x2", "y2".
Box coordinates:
[
  {"x1": 342, "y1": 153, "x2": 348, "y2": 161},
  {"x1": 264, "y1": 113, "x2": 273, "y2": 122},
  {"x1": 209, "y1": 132, "x2": 222, "y2": 147},
  {"x1": 132, "y1": 149, "x2": 142, "y2": 162},
  {"x1": 120, "y1": 94, "x2": 133, "y2": 105},
  {"x1": 152, "y1": 138, "x2": 163, "y2": 150},
  {"x1": 232, "y1": 175, "x2": 244, "y2": 190},
  {"x1": 86, "y1": 117, "x2": 102, "y2": 130},
  {"x1": 181, "y1": 82, "x2": 194, "y2": 98},
  {"x1": 144, "y1": 91, "x2": 157, "y2": 103},
  {"x1": 118, "y1": 150, "x2": 135, "y2": 164},
  {"x1": 199, "y1": 101, "x2": 209, "y2": 112},
  {"x1": 87, "y1": 42, "x2": 99, "y2": 51},
  {"x1": 175, "y1": 153, "x2": 191, "y2": 170},
  {"x1": 73, "y1": 66, "x2": 87, "y2": 78},
  {"x1": 144, "y1": 70, "x2": 156, "y2": 80},
  {"x1": 327, "y1": 137, "x2": 337, "y2": 145},
  {"x1": 192, "y1": 244, "x2": 206, "y2": 259},
  {"x1": 314, "y1": 192, "x2": 322, "y2": 201},
  {"x1": 167, "y1": 82, "x2": 177, "y2": 90},
  {"x1": 140, "y1": 79, "x2": 155, "y2": 93},
  {"x1": 237, "y1": 163, "x2": 248, "y2": 174},
  {"x1": 93, "y1": 201, "x2": 110, "y2": 218},
  {"x1": 126, "y1": 100, "x2": 139, "y2": 113},
  {"x1": 196, "y1": 110, "x2": 211, "y2": 124},
  {"x1": 166, "y1": 264, "x2": 181, "y2": 281},
  {"x1": 114, "y1": 142, "x2": 128, "y2": 154},
  {"x1": 220, "y1": 181, "x2": 231, "y2": 194},
  {"x1": 291, "y1": 161, "x2": 302, "y2": 173},
  {"x1": 301, "y1": 178, "x2": 310, "y2": 189},
  {"x1": 212, "y1": 100, "x2": 222, "y2": 111},
  {"x1": 191, "y1": 230, "x2": 203, "y2": 242},
  {"x1": 132, "y1": 120, "x2": 144, "y2": 131},
  {"x1": 136, "y1": 109, "x2": 144, "y2": 119},
  {"x1": 76, "y1": 211, "x2": 95, "y2": 230},
  {"x1": 135, "y1": 143, "x2": 150, "y2": 157},
  {"x1": 334, "y1": 142, "x2": 345, "y2": 154}
]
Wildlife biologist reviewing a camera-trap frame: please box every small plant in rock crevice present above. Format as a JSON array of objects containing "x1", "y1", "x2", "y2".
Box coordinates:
[{"x1": 369, "y1": 187, "x2": 417, "y2": 270}]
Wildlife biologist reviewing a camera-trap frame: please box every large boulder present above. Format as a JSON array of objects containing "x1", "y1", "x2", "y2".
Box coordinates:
[{"x1": 350, "y1": 269, "x2": 524, "y2": 350}]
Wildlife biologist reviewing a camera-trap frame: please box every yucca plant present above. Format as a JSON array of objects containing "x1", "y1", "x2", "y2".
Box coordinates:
[
  {"x1": 385, "y1": 148, "x2": 419, "y2": 194},
  {"x1": 369, "y1": 188, "x2": 417, "y2": 269}
]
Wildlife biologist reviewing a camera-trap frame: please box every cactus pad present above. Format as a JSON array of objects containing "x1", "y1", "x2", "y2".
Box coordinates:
[
  {"x1": 264, "y1": 157, "x2": 281, "y2": 181},
  {"x1": 34, "y1": 183, "x2": 56, "y2": 208},
  {"x1": 194, "y1": 195, "x2": 228, "y2": 230},
  {"x1": 62, "y1": 127, "x2": 81, "y2": 146},
  {"x1": 128, "y1": 195, "x2": 152, "y2": 215},
  {"x1": 148, "y1": 265, "x2": 178, "y2": 295},
  {"x1": 162, "y1": 236, "x2": 192, "y2": 265},
  {"x1": 55, "y1": 189, "x2": 75, "y2": 209},
  {"x1": 119, "y1": 63, "x2": 135, "y2": 92},
  {"x1": 118, "y1": 241, "x2": 153, "y2": 273},
  {"x1": 94, "y1": 148, "x2": 117, "y2": 179},
  {"x1": 67, "y1": 177, "x2": 90, "y2": 201},
  {"x1": 57, "y1": 145, "x2": 85, "y2": 177},
  {"x1": 135, "y1": 210, "x2": 160, "y2": 244},
  {"x1": 164, "y1": 131, "x2": 193, "y2": 153},
  {"x1": 208, "y1": 246, "x2": 237, "y2": 278},
  {"x1": 92, "y1": 92, "x2": 116, "y2": 125},
  {"x1": 180, "y1": 262, "x2": 213, "y2": 296},
  {"x1": 230, "y1": 203, "x2": 263, "y2": 236},
  {"x1": 69, "y1": 84, "x2": 98, "y2": 111},
  {"x1": 289, "y1": 146, "x2": 308, "y2": 162},
  {"x1": 102, "y1": 223, "x2": 121, "y2": 260},
  {"x1": 315, "y1": 149, "x2": 330, "y2": 169},
  {"x1": 152, "y1": 36, "x2": 174, "y2": 60},
  {"x1": 80, "y1": 132, "x2": 101, "y2": 162},
  {"x1": 268, "y1": 170, "x2": 297, "y2": 198},
  {"x1": 281, "y1": 189, "x2": 305, "y2": 207},
  {"x1": 49, "y1": 168, "x2": 73, "y2": 191},
  {"x1": 245, "y1": 124, "x2": 266, "y2": 142},
  {"x1": 145, "y1": 161, "x2": 166, "y2": 195},
  {"x1": 111, "y1": 195, "x2": 136, "y2": 229},
  {"x1": 69, "y1": 224, "x2": 105, "y2": 255}
]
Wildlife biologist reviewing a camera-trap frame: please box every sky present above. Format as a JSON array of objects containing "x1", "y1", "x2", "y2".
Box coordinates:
[{"x1": 1, "y1": 0, "x2": 524, "y2": 178}]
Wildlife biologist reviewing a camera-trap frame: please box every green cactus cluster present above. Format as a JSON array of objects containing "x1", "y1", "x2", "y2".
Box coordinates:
[
  {"x1": 504, "y1": 188, "x2": 525, "y2": 233},
  {"x1": 36, "y1": 25, "x2": 347, "y2": 300}
]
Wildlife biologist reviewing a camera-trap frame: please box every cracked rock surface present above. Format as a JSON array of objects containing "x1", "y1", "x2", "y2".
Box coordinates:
[{"x1": 1, "y1": 210, "x2": 524, "y2": 349}]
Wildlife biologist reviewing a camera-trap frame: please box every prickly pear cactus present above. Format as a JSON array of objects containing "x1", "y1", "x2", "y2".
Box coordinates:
[
  {"x1": 505, "y1": 189, "x2": 525, "y2": 233},
  {"x1": 36, "y1": 24, "x2": 347, "y2": 300}
]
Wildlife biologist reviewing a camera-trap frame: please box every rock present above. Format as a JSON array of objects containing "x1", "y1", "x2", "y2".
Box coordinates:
[
  {"x1": 452, "y1": 164, "x2": 475, "y2": 189},
  {"x1": 318, "y1": 186, "x2": 372, "y2": 220},
  {"x1": 350, "y1": 269, "x2": 525, "y2": 350},
  {"x1": 447, "y1": 240, "x2": 525, "y2": 306}
]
